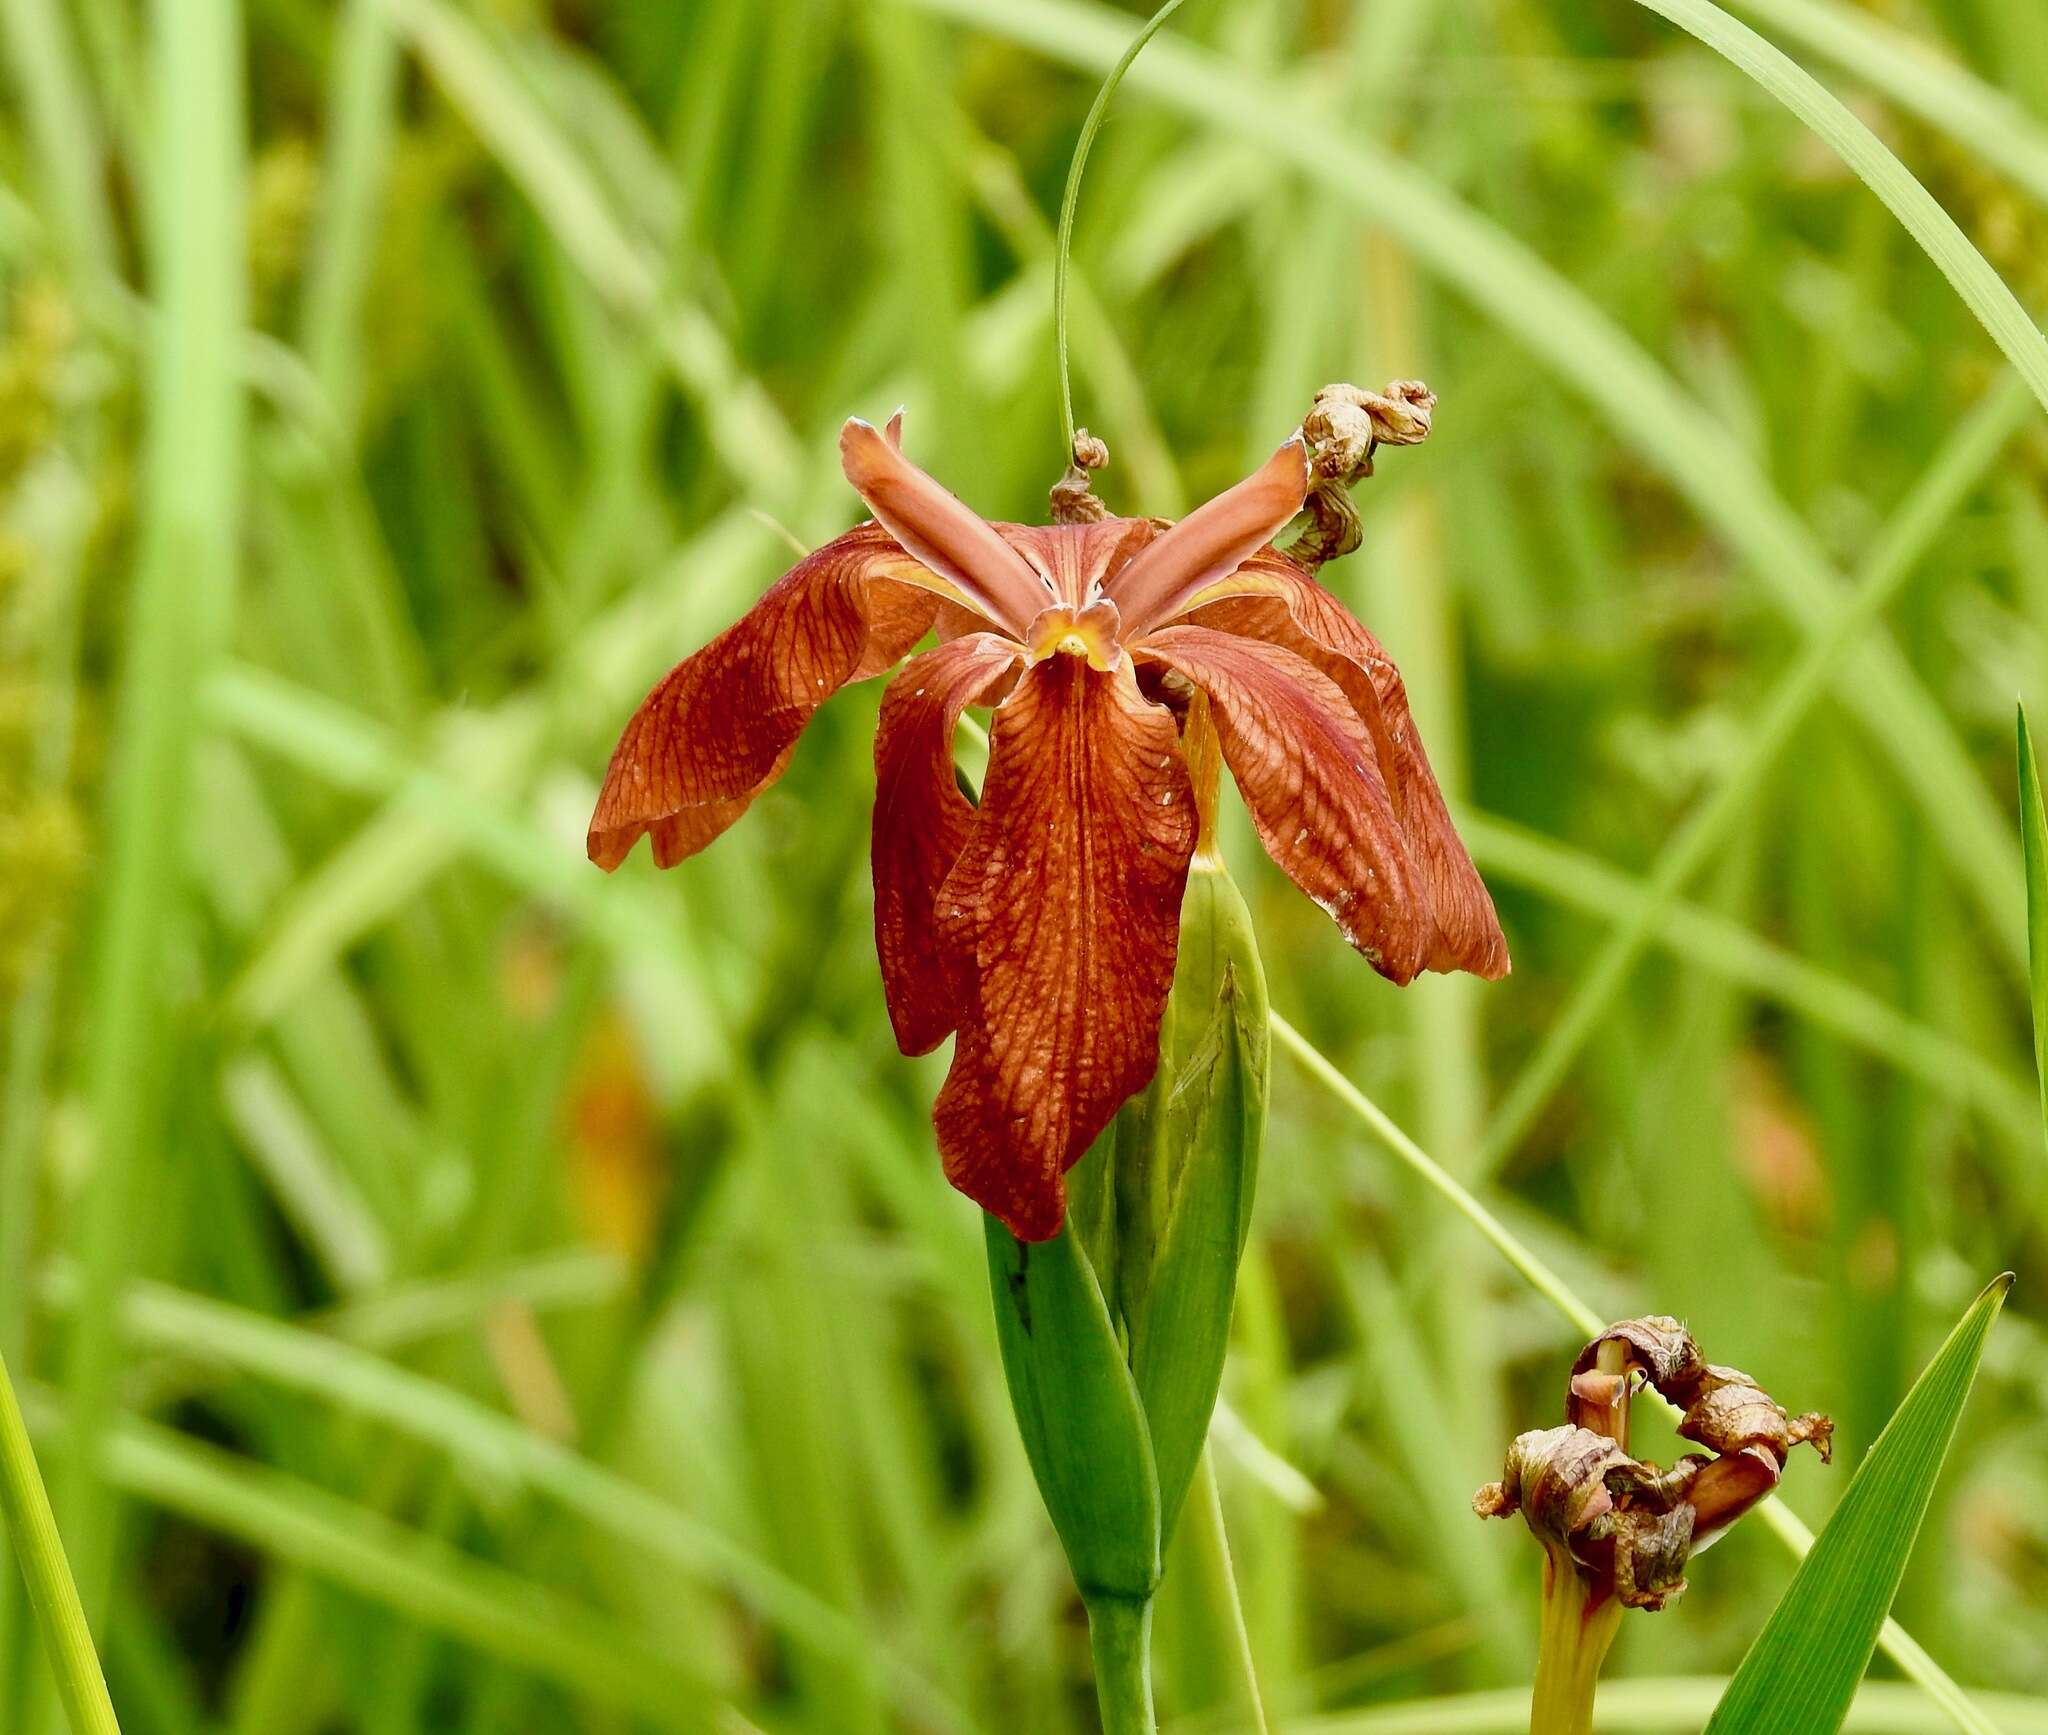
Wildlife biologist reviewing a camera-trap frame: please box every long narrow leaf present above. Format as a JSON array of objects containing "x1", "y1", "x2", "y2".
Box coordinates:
[
  {"x1": 1706, "y1": 1275, "x2": 2013, "y2": 1735},
  {"x1": 2022, "y1": 705, "x2": 2048, "y2": 1149}
]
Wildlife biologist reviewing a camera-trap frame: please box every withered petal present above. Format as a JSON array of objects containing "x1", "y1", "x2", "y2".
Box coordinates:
[
  {"x1": 1137, "y1": 625, "x2": 1431, "y2": 985},
  {"x1": 1107, "y1": 438, "x2": 1309, "y2": 637},
  {"x1": 1182, "y1": 555, "x2": 1509, "y2": 980},
  {"x1": 871, "y1": 634, "x2": 1023, "y2": 1056},
  {"x1": 840, "y1": 418, "x2": 1050, "y2": 636},
  {"x1": 931, "y1": 656, "x2": 1195, "y2": 1240},
  {"x1": 588, "y1": 524, "x2": 936, "y2": 871}
]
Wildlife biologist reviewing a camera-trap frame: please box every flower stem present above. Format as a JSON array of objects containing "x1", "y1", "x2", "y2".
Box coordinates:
[
  {"x1": 1529, "y1": 1553, "x2": 1621, "y2": 1735},
  {"x1": 1052, "y1": 0, "x2": 1188, "y2": 455},
  {"x1": 0, "y1": 1349, "x2": 121, "y2": 1734},
  {"x1": 1085, "y1": 1595, "x2": 1156, "y2": 1735},
  {"x1": 1184, "y1": 1448, "x2": 1269, "y2": 1734}
]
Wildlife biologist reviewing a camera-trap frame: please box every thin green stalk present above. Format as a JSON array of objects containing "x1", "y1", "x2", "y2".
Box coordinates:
[
  {"x1": 1085, "y1": 1596, "x2": 1157, "y2": 1735},
  {"x1": 61, "y1": 0, "x2": 246, "y2": 1626},
  {"x1": 1183, "y1": 1450, "x2": 1269, "y2": 1735},
  {"x1": 1478, "y1": 369, "x2": 2033, "y2": 1174},
  {"x1": 1052, "y1": 0, "x2": 1186, "y2": 455},
  {"x1": 1268, "y1": 1013, "x2": 2000, "y2": 1735},
  {"x1": 0, "y1": 1352, "x2": 118, "y2": 1735}
]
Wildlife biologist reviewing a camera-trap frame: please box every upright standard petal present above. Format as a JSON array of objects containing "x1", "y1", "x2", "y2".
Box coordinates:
[
  {"x1": 840, "y1": 419, "x2": 1052, "y2": 636},
  {"x1": 589, "y1": 524, "x2": 936, "y2": 871},
  {"x1": 932, "y1": 656, "x2": 1195, "y2": 1240},
  {"x1": 1180, "y1": 555, "x2": 1509, "y2": 979},
  {"x1": 871, "y1": 633, "x2": 1022, "y2": 1056},
  {"x1": 1139, "y1": 625, "x2": 1432, "y2": 984},
  {"x1": 1106, "y1": 437, "x2": 1310, "y2": 638}
]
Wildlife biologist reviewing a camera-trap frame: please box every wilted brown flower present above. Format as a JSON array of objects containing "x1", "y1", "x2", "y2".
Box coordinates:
[
  {"x1": 588, "y1": 411, "x2": 1507, "y2": 1240},
  {"x1": 1478, "y1": 1316, "x2": 1833, "y2": 1613}
]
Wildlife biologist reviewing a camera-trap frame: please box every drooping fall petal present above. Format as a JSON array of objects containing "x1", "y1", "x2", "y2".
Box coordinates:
[
  {"x1": 840, "y1": 418, "x2": 1052, "y2": 636},
  {"x1": 871, "y1": 633, "x2": 1023, "y2": 1056},
  {"x1": 1139, "y1": 625, "x2": 1432, "y2": 984},
  {"x1": 1107, "y1": 437, "x2": 1310, "y2": 637},
  {"x1": 932, "y1": 656, "x2": 1195, "y2": 1240},
  {"x1": 589, "y1": 524, "x2": 937, "y2": 871},
  {"x1": 1180, "y1": 554, "x2": 1509, "y2": 979}
]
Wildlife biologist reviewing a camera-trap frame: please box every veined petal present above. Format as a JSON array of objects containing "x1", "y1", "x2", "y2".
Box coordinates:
[
  {"x1": 588, "y1": 524, "x2": 937, "y2": 871},
  {"x1": 1139, "y1": 625, "x2": 1431, "y2": 984},
  {"x1": 932, "y1": 656, "x2": 1195, "y2": 1241},
  {"x1": 1106, "y1": 437, "x2": 1309, "y2": 638},
  {"x1": 872, "y1": 633, "x2": 1022, "y2": 1055},
  {"x1": 840, "y1": 418, "x2": 1051, "y2": 635},
  {"x1": 1180, "y1": 554, "x2": 1509, "y2": 979}
]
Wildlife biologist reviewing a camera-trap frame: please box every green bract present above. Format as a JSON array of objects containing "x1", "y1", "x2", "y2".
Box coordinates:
[{"x1": 985, "y1": 853, "x2": 1269, "y2": 1602}]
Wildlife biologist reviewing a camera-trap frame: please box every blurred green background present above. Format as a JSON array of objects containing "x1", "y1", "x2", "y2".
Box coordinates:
[{"x1": 3, "y1": 0, "x2": 2047, "y2": 1729}]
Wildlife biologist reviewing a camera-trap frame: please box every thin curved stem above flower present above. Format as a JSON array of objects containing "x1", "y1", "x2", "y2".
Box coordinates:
[{"x1": 588, "y1": 411, "x2": 1509, "y2": 1240}]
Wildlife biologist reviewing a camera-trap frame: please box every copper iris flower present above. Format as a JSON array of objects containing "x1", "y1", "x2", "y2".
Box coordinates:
[{"x1": 589, "y1": 416, "x2": 1508, "y2": 1239}]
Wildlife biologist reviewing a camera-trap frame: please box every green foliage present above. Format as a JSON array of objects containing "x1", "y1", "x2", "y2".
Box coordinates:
[
  {"x1": 2023, "y1": 705, "x2": 2048, "y2": 1147},
  {"x1": 1707, "y1": 1276, "x2": 2013, "y2": 1735},
  {"x1": 0, "y1": 0, "x2": 2044, "y2": 1728}
]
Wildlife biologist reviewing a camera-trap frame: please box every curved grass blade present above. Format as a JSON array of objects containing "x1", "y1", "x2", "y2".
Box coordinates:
[
  {"x1": 2022, "y1": 704, "x2": 2048, "y2": 1148},
  {"x1": 1628, "y1": 0, "x2": 2048, "y2": 418},
  {"x1": 0, "y1": 1352, "x2": 118, "y2": 1733},
  {"x1": 1705, "y1": 1275, "x2": 2014, "y2": 1735},
  {"x1": 1727, "y1": 0, "x2": 2048, "y2": 209}
]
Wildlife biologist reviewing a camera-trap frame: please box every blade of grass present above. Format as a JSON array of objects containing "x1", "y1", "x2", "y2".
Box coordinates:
[
  {"x1": 382, "y1": 0, "x2": 802, "y2": 498},
  {"x1": 1461, "y1": 813, "x2": 2039, "y2": 1149},
  {"x1": 1632, "y1": 0, "x2": 2048, "y2": 416},
  {"x1": 96, "y1": 1280, "x2": 971, "y2": 1733},
  {"x1": 1286, "y1": 1677, "x2": 2048, "y2": 1732},
  {"x1": 0, "y1": 0, "x2": 117, "y2": 288},
  {"x1": 45, "y1": 1405, "x2": 709, "y2": 1730},
  {"x1": 0, "y1": 1353, "x2": 118, "y2": 1734},
  {"x1": 1478, "y1": 368, "x2": 2033, "y2": 1172},
  {"x1": 1725, "y1": 0, "x2": 2048, "y2": 207},
  {"x1": 61, "y1": 0, "x2": 246, "y2": 1628},
  {"x1": 1705, "y1": 1275, "x2": 2014, "y2": 1735},
  {"x1": 2022, "y1": 703, "x2": 2048, "y2": 1147},
  {"x1": 299, "y1": 0, "x2": 400, "y2": 434},
  {"x1": 1266, "y1": 1014, "x2": 1999, "y2": 1735}
]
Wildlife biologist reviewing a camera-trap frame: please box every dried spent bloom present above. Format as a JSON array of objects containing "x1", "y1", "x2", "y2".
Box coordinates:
[
  {"x1": 1477, "y1": 1316, "x2": 1833, "y2": 1613},
  {"x1": 589, "y1": 411, "x2": 1508, "y2": 1240}
]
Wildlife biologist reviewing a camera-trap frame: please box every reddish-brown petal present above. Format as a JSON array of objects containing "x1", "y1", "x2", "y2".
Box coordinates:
[
  {"x1": 588, "y1": 524, "x2": 938, "y2": 871},
  {"x1": 871, "y1": 633, "x2": 1023, "y2": 1056},
  {"x1": 840, "y1": 419, "x2": 1051, "y2": 635},
  {"x1": 1180, "y1": 554, "x2": 1509, "y2": 979},
  {"x1": 1138, "y1": 625, "x2": 1432, "y2": 984},
  {"x1": 1106, "y1": 438, "x2": 1310, "y2": 637},
  {"x1": 932, "y1": 656, "x2": 1194, "y2": 1240}
]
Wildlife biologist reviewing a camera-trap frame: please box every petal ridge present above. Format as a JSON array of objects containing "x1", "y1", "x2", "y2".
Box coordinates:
[
  {"x1": 1180, "y1": 554, "x2": 1509, "y2": 979},
  {"x1": 588, "y1": 523, "x2": 935, "y2": 871},
  {"x1": 931, "y1": 657, "x2": 1194, "y2": 1240},
  {"x1": 872, "y1": 633, "x2": 1022, "y2": 1056},
  {"x1": 1139, "y1": 624, "x2": 1431, "y2": 983}
]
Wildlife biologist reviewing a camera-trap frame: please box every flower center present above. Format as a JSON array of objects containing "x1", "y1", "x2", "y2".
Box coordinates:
[{"x1": 1024, "y1": 599, "x2": 1123, "y2": 671}]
